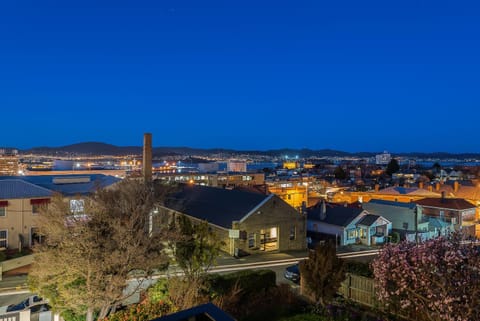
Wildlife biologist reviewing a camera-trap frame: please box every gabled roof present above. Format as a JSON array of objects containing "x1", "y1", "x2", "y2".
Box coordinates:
[
  {"x1": 307, "y1": 204, "x2": 364, "y2": 227},
  {"x1": 0, "y1": 179, "x2": 53, "y2": 200},
  {"x1": 367, "y1": 199, "x2": 416, "y2": 209},
  {"x1": 0, "y1": 174, "x2": 121, "y2": 196},
  {"x1": 164, "y1": 184, "x2": 270, "y2": 229},
  {"x1": 414, "y1": 197, "x2": 476, "y2": 210},
  {"x1": 356, "y1": 214, "x2": 382, "y2": 227}
]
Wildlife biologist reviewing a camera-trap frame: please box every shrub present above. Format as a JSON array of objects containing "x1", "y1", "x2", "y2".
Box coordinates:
[
  {"x1": 208, "y1": 269, "x2": 276, "y2": 296},
  {"x1": 344, "y1": 261, "x2": 373, "y2": 278}
]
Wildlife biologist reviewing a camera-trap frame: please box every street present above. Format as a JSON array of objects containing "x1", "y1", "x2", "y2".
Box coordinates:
[{"x1": 0, "y1": 249, "x2": 379, "y2": 307}]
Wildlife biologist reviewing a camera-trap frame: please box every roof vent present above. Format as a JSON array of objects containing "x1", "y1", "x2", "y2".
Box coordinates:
[{"x1": 53, "y1": 176, "x2": 91, "y2": 185}]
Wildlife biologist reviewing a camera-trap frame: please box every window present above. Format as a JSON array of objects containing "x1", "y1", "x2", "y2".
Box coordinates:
[
  {"x1": 347, "y1": 229, "x2": 357, "y2": 240},
  {"x1": 32, "y1": 204, "x2": 42, "y2": 214},
  {"x1": 0, "y1": 230, "x2": 7, "y2": 248},
  {"x1": 0, "y1": 207, "x2": 5, "y2": 217},
  {"x1": 290, "y1": 225, "x2": 296, "y2": 240},
  {"x1": 248, "y1": 233, "x2": 255, "y2": 248}
]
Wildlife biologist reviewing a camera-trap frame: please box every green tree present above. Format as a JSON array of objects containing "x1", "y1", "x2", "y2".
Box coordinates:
[
  {"x1": 29, "y1": 179, "x2": 171, "y2": 321},
  {"x1": 385, "y1": 158, "x2": 400, "y2": 176},
  {"x1": 299, "y1": 242, "x2": 346, "y2": 307},
  {"x1": 171, "y1": 214, "x2": 224, "y2": 281},
  {"x1": 333, "y1": 166, "x2": 347, "y2": 180}
]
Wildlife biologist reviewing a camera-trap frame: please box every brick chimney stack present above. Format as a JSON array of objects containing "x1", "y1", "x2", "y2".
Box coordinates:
[
  {"x1": 454, "y1": 181, "x2": 460, "y2": 193},
  {"x1": 419, "y1": 181, "x2": 424, "y2": 189},
  {"x1": 143, "y1": 133, "x2": 152, "y2": 182}
]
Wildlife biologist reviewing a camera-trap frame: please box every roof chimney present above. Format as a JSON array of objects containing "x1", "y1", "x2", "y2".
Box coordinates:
[
  {"x1": 435, "y1": 182, "x2": 440, "y2": 192},
  {"x1": 320, "y1": 200, "x2": 327, "y2": 220},
  {"x1": 428, "y1": 185, "x2": 433, "y2": 192},
  {"x1": 143, "y1": 133, "x2": 152, "y2": 182},
  {"x1": 374, "y1": 184, "x2": 379, "y2": 192},
  {"x1": 418, "y1": 181, "x2": 424, "y2": 189},
  {"x1": 454, "y1": 181, "x2": 460, "y2": 193}
]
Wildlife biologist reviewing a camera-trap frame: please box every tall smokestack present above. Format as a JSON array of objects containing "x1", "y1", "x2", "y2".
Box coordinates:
[{"x1": 143, "y1": 133, "x2": 152, "y2": 181}]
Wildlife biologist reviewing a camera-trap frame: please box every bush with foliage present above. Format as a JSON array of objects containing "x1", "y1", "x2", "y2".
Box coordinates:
[
  {"x1": 344, "y1": 261, "x2": 373, "y2": 278},
  {"x1": 208, "y1": 269, "x2": 276, "y2": 297},
  {"x1": 300, "y1": 242, "x2": 346, "y2": 307},
  {"x1": 372, "y1": 233, "x2": 480, "y2": 321},
  {"x1": 100, "y1": 298, "x2": 170, "y2": 321}
]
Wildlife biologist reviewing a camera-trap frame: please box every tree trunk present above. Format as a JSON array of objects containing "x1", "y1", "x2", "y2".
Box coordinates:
[
  {"x1": 97, "y1": 305, "x2": 111, "y2": 320},
  {"x1": 86, "y1": 307, "x2": 94, "y2": 321}
]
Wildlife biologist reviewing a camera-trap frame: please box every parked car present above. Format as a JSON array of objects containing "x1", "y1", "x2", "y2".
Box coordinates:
[
  {"x1": 284, "y1": 263, "x2": 300, "y2": 283},
  {"x1": 6, "y1": 295, "x2": 45, "y2": 312}
]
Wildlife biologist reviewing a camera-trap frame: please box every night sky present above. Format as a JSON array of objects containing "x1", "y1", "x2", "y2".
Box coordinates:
[{"x1": 1, "y1": 0, "x2": 479, "y2": 153}]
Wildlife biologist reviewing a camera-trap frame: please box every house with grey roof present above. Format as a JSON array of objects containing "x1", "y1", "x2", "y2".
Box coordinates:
[
  {"x1": 156, "y1": 184, "x2": 306, "y2": 255},
  {"x1": 0, "y1": 174, "x2": 121, "y2": 250},
  {"x1": 363, "y1": 199, "x2": 440, "y2": 242},
  {"x1": 306, "y1": 201, "x2": 391, "y2": 246}
]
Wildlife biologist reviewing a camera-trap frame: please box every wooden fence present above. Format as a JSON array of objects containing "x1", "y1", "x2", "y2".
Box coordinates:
[{"x1": 338, "y1": 273, "x2": 377, "y2": 307}]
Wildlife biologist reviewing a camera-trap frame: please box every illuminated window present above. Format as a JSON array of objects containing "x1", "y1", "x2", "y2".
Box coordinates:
[
  {"x1": 347, "y1": 229, "x2": 357, "y2": 240},
  {"x1": 0, "y1": 229, "x2": 7, "y2": 248}
]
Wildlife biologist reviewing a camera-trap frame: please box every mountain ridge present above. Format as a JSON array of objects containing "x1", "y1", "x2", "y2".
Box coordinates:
[{"x1": 19, "y1": 142, "x2": 480, "y2": 159}]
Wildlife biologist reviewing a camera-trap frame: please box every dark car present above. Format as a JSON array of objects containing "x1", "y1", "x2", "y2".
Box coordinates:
[
  {"x1": 284, "y1": 264, "x2": 300, "y2": 283},
  {"x1": 6, "y1": 295, "x2": 44, "y2": 312}
]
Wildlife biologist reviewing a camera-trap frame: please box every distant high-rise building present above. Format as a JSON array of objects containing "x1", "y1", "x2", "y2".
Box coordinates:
[
  {"x1": 227, "y1": 160, "x2": 247, "y2": 173},
  {"x1": 0, "y1": 148, "x2": 19, "y2": 176},
  {"x1": 375, "y1": 151, "x2": 391, "y2": 165}
]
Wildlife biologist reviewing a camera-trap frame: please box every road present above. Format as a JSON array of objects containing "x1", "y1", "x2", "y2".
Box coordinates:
[{"x1": 0, "y1": 249, "x2": 379, "y2": 307}]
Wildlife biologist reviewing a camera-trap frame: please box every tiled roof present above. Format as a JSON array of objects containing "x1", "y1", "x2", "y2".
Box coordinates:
[
  {"x1": 163, "y1": 184, "x2": 270, "y2": 229},
  {"x1": 414, "y1": 197, "x2": 476, "y2": 210},
  {"x1": 0, "y1": 179, "x2": 53, "y2": 199},
  {"x1": 356, "y1": 214, "x2": 381, "y2": 227}
]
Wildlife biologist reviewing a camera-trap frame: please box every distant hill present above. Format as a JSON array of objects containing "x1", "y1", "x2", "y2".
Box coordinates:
[{"x1": 19, "y1": 142, "x2": 480, "y2": 159}]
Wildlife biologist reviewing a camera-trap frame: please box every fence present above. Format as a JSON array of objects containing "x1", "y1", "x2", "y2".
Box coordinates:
[
  {"x1": 338, "y1": 273, "x2": 377, "y2": 307},
  {"x1": 0, "y1": 254, "x2": 34, "y2": 281}
]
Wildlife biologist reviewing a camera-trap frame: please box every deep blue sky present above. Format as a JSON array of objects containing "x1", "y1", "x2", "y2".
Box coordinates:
[{"x1": 1, "y1": 0, "x2": 479, "y2": 153}]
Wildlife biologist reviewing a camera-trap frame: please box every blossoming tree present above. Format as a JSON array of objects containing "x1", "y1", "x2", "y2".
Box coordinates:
[{"x1": 372, "y1": 233, "x2": 480, "y2": 321}]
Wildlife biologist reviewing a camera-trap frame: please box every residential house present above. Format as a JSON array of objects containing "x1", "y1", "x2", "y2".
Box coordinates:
[
  {"x1": 0, "y1": 174, "x2": 121, "y2": 250},
  {"x1": 415, "y1": 195, "x2": 479, "y2": 238},
  {"x1": 306, "y1": 201, "x2": 391, "y2": 246},
  {"x1": 363, "y1": 199, "x2": 441, "y2": 242},
  {"x1": 155, "y1": 183, "x2": 306, "y2": 255}
]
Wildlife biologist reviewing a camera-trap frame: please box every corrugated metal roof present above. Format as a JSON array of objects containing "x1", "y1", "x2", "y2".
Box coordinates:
[
  {"x1": 0, "y1": 179, "x2": 53, "y2": 199},
  {"x1": 367, "y1": 199, "x2": 416, "y2": 209}
]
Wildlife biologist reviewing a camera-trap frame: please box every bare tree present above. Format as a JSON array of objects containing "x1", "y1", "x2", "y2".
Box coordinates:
[{"x1": 29, "y1": 179, "x2": 171, "y2": 321}]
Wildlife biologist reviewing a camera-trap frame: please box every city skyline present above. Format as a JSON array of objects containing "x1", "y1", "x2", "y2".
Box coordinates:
[{"x1": 1, "y1": 0, "x2": 480, "y2": 153}]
